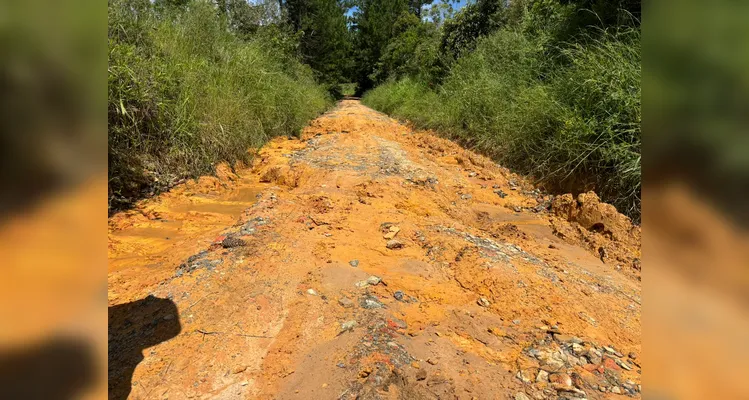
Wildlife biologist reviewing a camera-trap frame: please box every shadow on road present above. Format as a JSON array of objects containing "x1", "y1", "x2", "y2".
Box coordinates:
[
  {"x1": 0, "y1": 336, "x2": 96, "y2": 400},
  {"x1": 108, "y1": 295, "x2": 181, "y2": 400}
]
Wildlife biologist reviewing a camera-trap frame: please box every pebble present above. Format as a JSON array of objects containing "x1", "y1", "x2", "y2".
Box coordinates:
[
  {"x1": 337, "y1": 362, "x2": 345, "y2": 368},
  {"x1": 355, "y1": 280, "x2": 370, "y2": 288},
  {"x1": 549, "y1": 373, "x2": 572, "y2": 387},
  {"x1": 307, "y1": 289, "x2": 318, "y2": 296},
  {"x1": 393, "y1": 290, "x2": 405, "y2": 301},
  {"x1": 611, "y1": 386, "x2": 621, "y2": 394},
  {"x1": 416, "y1": 369, "x2": 427, "y2": 381},
  {"x1": 349, "y1": 259, "x2": 359, "y2": 267},
  {"x1": 628, "y1": 352, "x2": 637, "y2": 360},
  {"x1": 512, "y1": 319, "x2": 521, "y2": 325},
  {"x1": 468, "y1": 172, "x2": 477, "y2": 177},
  {"x1": 338, "y1": 297, "x2": 354, "y2": 308},
  {"x1": 536, "y1": 370, "x2": 549, "y2": 383},
  {"x1": 494, "y1": 189, "x2": 507, "y2": 198},
  {"x1": 514, "y1": 393, "x2": 531, "y2": 400},
  {"x1": 361, "y1": 296, "x2": 383, "y2": 309},
  {"x1": 366, "y1": 276, "x2": 382, "y2": 285},
  {"x1": 477, "y1": 297, "x2": 491, "y2": 307},
  {"x1": 383, "y1": 226, "x2": 401, "y2": 239},
  {"x1": 359, "y1": 367, "x2": 372, "y2": 378},
  {"x1": 427, "y1": 358, "x2": 438, "y2": 365},
  {"x1": 461, "y1": 194, "x2": 473, "y2": 200},
  {"x1": 340, "y1": 320, "x2": 357, "y2": 333},
  {"x1": 386, "y1": 239, "x2": 404, "y2": 249}
]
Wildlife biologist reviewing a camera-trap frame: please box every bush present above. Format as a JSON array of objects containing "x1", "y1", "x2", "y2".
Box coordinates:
[
  {"x1": 363, "y1": 27, "x2": 641, "y2": 221},
  {"x1": 108, "y1": 0, "x2": 331, "y2": 211}
]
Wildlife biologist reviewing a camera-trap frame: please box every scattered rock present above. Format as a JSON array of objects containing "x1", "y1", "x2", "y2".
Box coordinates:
[
  {"x1": 427, "y1": 358, "x2": 438, "y2": 365},
  {"x1": 628, "y1": 352, "x2": 637, "y2": 360},
  {"x1": 337, "y1": 362, "x2": 345, "y2": 368},
  {"x1": 306, "y1": 288, "x2": 318, "y2": 296},
  {"x1": 514, "y1": 393, "x2": 531, "y2": 400},
  {"x1": 494, "y1": 189, "x2": 507, "y2": 198},
  {"x1": 512, "y1": 319, "x2": 521, "y2": 325},
  {"x1": 416, "y1": 369, "x2": 427, "y2": 381},
  {"x1": 340, "y1": 320, "x2": 357, "y2": 333},
  {"x1": 477, "y1": 297, "x2": 491, "y2": 307},
  {"x1": 386, "y1": 239, "x2": 404, "y2": 249},
  {"x1": 549, "y1": 373, "x2": 572, "y2": 387},
  {"x1": 516, "y1": 370, "x2": 532, "y2": 384},
  {"x1": 460, "y1": 193, "x2": 473, "y2": 200},
  {"x1": 366, "y1": 276, "x2": 382, "y2": 285},
  {"x1": 611, "y1": 386, "x2": 621, "y2": 394},
  {"x1": 355, "y1": 280, "x2": 370, "y2": 288},
  {"x1": 536, "y1": 370, "x2": 549, "y2": 383},
  {"x1": 349, "y1": 259, "x2": 359, "y2": 267},
  {"x1": 383, "y1": 225, "x2": 401, "y2": 239},
  {"x1": 554, "y1": 334, "x2": 583, "y2": 344},
  {"x1": 360, "y1": 295, "x2": 383, "y2": 309},
  {"x1": 615, "y1": 358, "x2": 633, "y2": 370},
  {"x1": 468, "y1": 171, "x2": 477, "y2": 177},
  {"x1": 338, "y1": 297, "x2": 354, "y2": 308},
  {"x1": 221, "y1": 236, "x2": 246, "y2": 248},
  {"x1": 393, "y1": 290, "x2": 405, "y2": 301},
  {"x1": 232, "y1": 365, "x2": 248, "y2": 374},
  {"x1": 359, "y1": 367, "x2": 372, "y2": 378}
]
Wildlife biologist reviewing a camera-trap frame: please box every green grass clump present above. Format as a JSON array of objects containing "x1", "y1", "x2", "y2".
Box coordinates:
[
  {"x1": 363, "y1": 27, "x2": 641, "y2": 221},
  {"x1": 108, "y1": 0, "x2": 331, "y2": 211}
]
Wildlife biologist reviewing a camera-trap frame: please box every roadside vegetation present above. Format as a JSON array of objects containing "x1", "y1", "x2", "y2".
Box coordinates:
[
  {"x1": 360, "y1": 0, "x2": 641, "y2": 221},
  {"x1": 108, "y1": 0, "x2": 335, "y2": 211}
]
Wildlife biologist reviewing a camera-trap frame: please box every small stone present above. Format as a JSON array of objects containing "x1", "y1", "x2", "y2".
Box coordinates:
[
  {"x1": 468, "y1": 172, "x2": 477, "y2": 177},
  {"x1": 340, "y1": 320, "x2": 357, "y2": 333},
  {"x1": 321, "y1": 383, "x2": 328, "y2": 388},
  {"x1": 307, "y1": 289, "x2": 318, "y2": 296},
  {"x1": 461, "y1": 193, "x2": 473, "y2": 200},
  {"x1": 611, "y1": 386, "x2": 621, "y2": 394},
  {"x1": 240, "y1": 381, "x2": 249, "y2": 386},
  {"x1": 359, "y1": 367, "x2": 372, "y2": 378},
  {"x1": 221, "y1": 237, "x2": 246, "y2": 248},
  {"x1": 615, "y1": 358, "x2": 633, "y2": 370},
  {"x1": 494, "y1": 189, "x2": 507, "y2": 198},
  {"x1": 516, "y1": 371, "x2": 532, "y2": 384},
  {"x1": 383, "y1": 226, "x2": 401, "y2": 239},
  {"x1": 628, "y1": 352, "x2": 637, "y2": 360},
  {"x1": 571, "y1": 343, "x2": 585, "y2": 356},
  {"x1": 355, "y1": 280, "x2": 369, "y2": 288},
  {"x1": 360, "y1": 295, "x2": 383, "y2": 309},
  {"x1": 366, "y1": 276, "x2": 382, "y2": 285},
  {"x1": 549, "y1": 373, "x2": 572, "y2": 387},
  {"x1": 386, "y1": 239, "x2": 404, "y2": 249},
  {"x1": 394, "y1": 291, "x2": 405, "y2": 301},
  {"x1": 512, "y1": 319, "x2": 521, "y2": 325},
  {"x1": 349, "y1": 259, "x2": 359, "y2": 267},
  {"x1": 477, "y1": 297, "x2": 491, "y2": 307},
  {"x1": 427, "y1": 358, "x2": 438, "y2": 365},
  {"x1": 416, "y1": 369, "x2": 427, "y2": 381},
  {"x1": 233, "y1": 365, "x2": 248, "y2": 374},
  {"x1": 514, "y1": 393, "x2": 531, "y2": 400},
  {"x1": 536, "y1": 370, "x2": 549, "y2": 383},
  {"x1": 599, "y1": 386, "x2": 607, "y2": 392},
  {"x1": 337, "y1": 362, "x2": 345, "y2": 368},
  {"x1": 338, "y1": 297, "x2": 354, "y2": 308},
  {"x1": 411, "y1": 362, "x2": 420, "y2": 369}
]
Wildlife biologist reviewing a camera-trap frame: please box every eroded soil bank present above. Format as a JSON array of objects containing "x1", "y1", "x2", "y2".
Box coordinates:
[{"x1": 108, "y1": 100, "x2": 641, "y2": 400}]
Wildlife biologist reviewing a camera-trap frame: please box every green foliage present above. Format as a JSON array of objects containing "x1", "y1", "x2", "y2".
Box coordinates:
[
  {"x1": 286, "y1": 0, "x2": 353, "y2": 93},
  {"x1": 363, "y1": 26, "x2": 641, "y2": 220},
  {"x1": 108, "y1": 0, "x2": 331, "y2": 210}
]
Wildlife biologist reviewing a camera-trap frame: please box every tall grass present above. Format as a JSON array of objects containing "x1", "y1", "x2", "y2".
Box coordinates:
[
  {"x1": 108, "y1": 0, "x2": 331, "y2": 211},
  {"x1": 363, "y1": 27, "x2": 641, "y2": 221}
]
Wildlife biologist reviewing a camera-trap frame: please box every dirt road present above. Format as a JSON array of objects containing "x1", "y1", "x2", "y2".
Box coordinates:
[{"x1": 108, "y1": 100, "x2": 641, "y2": 400}]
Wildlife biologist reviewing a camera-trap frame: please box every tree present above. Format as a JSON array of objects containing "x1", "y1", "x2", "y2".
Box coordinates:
[{"x1": 350, "y1": 0, "x2": 410, "y2": 91}]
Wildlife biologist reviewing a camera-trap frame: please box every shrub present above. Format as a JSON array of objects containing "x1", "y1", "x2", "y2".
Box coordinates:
[
  {"x1": 363, "y1": 27, "x2": 641, "y2": 221},
  {"x1": 108, "y1": 0, "x2": 331, "y2": 211}
]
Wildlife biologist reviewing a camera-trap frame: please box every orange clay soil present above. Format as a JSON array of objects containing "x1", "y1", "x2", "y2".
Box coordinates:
[{"x1": 108, "y1": 100, "x2": 641, "y2": 400}]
